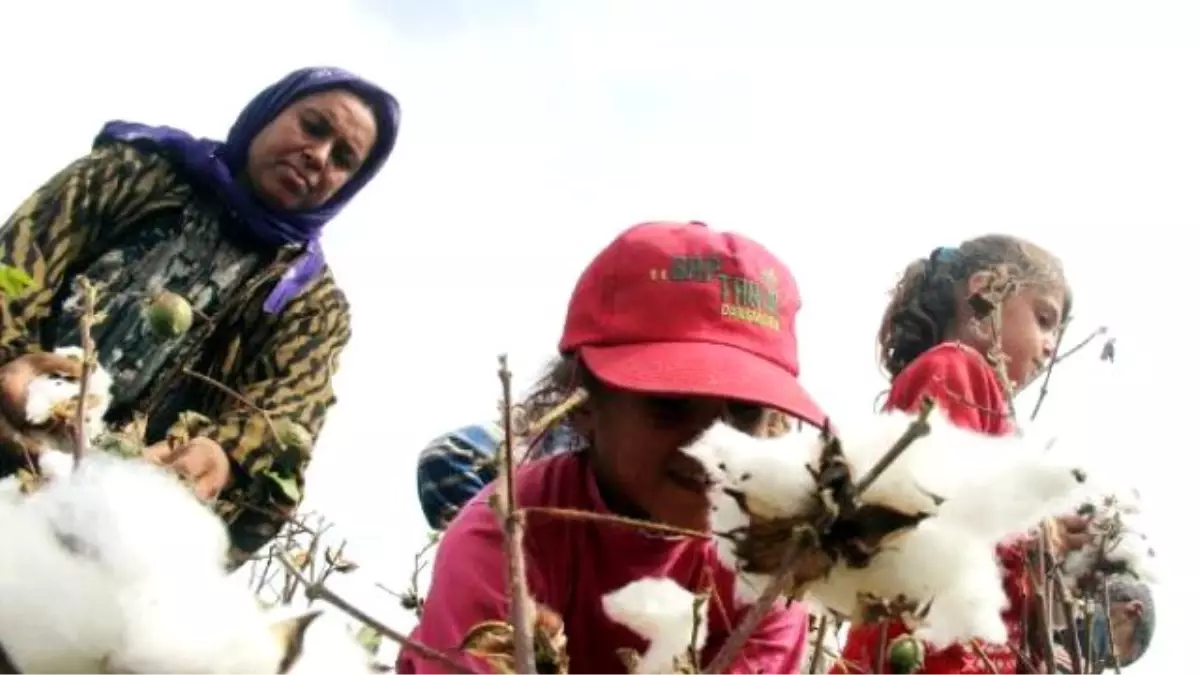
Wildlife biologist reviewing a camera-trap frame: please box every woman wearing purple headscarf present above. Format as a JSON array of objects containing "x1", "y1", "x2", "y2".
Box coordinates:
[{"x1": 0, "y1": 66, "x2": 400, "y2": 567}]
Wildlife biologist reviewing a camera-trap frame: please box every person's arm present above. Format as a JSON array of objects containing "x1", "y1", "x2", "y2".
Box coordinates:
[
  {"x1": 398, "y1": 493, "x2": 551, "y2": 674},
  {"x1": 0, "y1": 141, "x2": 188, "y2": 363},
  {"x1": 176, "y1": 272, "x2": 352, "y2": 567}
]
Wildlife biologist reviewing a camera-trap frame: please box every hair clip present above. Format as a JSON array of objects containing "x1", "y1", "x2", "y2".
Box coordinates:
[{"x1": 929, "y1": 246, "x2": 958, "y2": 265}]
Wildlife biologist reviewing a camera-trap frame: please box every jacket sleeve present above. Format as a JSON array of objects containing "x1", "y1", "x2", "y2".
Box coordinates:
[
  {"x1": 0, "y1": 142, "x2": 188, "y2": 363},
  {"x1": 202, "y1": 274, "x2": 353, "y2": 567}
]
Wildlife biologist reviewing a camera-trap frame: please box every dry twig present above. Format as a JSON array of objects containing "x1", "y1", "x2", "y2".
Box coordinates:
[
  {"x1": 275, "y1": 553, "x2": 474, "y2": 673},
  {"x1": 72, "y1": 278, "x2": 98, "y2": 465},
  {"x1": 492, "y1": 354, "x2": 536, "y2": 674}
]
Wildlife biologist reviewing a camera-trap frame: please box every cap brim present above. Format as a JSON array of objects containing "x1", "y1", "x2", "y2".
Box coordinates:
[{"x1": 578, "y1": 342, "x2": 827, "y2": 428}]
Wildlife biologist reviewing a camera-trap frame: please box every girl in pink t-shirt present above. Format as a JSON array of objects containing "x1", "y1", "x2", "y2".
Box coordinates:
[{"x1": 398, "y1": 220, "x2": 831, "y2": 674}]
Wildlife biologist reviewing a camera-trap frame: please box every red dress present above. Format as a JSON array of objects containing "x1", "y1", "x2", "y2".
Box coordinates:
[{"x1": 832, "y1": 343, "x2": 1035, "y2": 674}]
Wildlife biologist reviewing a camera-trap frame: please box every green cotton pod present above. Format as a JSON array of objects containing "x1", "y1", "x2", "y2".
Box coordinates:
[
  {"x1": 888, "y1": 635, "x2": 925, "y2": 674},
  {"x1": 144, "y1": 291, "x2": 194, "y2": 339}
]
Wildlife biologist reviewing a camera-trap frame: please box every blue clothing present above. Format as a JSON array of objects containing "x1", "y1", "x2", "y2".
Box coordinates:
[{"x1": 416, "y1": 422, "x2": 577, "y2": 530}]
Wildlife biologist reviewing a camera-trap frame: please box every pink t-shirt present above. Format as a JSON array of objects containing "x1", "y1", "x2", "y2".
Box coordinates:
[{"x1": 397, "y1": 452, "x2": 810, "y2": 674}]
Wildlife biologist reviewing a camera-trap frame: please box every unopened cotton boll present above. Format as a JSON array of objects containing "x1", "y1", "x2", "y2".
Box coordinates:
[{"x1": 602, "y1": 577, "x2": 710, "y2": 674}]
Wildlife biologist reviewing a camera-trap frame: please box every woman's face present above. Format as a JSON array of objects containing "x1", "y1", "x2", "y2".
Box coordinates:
[
  {"x1": 575, "y1": 386, "x2": 770, "y2": 532},
  {"x1": 245, "y1": 89, "x2": 378, "y2": 211}
]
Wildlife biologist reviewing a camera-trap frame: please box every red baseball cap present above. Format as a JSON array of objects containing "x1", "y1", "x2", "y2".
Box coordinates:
[{"x1": 559, "y1": 220, "x2": 827, "y2": 427}]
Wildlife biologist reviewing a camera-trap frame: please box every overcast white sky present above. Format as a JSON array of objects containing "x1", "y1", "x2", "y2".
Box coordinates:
[{"x1": 2, "y1": 0, "x2": 1196, "y2": 670}]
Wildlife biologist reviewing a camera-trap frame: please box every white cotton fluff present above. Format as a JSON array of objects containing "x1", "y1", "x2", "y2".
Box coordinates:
[
  {"x1": 1061, "y1": 488, "x2": 1159, "y2": 593},
  {"x1": 0, "y1": 449, "x2": 376, "y2": 673},
  {"x1": 601, "y1": 577, "x2": 710, "y2": 674},
  {"x1": 23, "y1": 345, "x2": 114, "y2": 451},
  {"x1": 681, "y1": 422, "x2": 821, "y2": 605},
  {"x1": 682, "y1": 405, "x2": 1099, "y2": 649}
]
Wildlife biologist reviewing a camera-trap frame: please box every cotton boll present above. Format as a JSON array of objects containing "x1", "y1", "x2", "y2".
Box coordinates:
[
  {"x1": 23, "y1": 346, "x2": 114, "y2": 451},
  {"x1": 0, "y1": 499, "x2": 121, "y2": 673},
  {"x1": 929, "y1": 450, "x2": 1091, "y2": 542},
  {"x1": 681, "y1": 422, "x2": 817, "y2": 604},
  {"x1": 805, "y1": 518, "x2": 1010, "y2": 648},
  {"x1": 20, "y1": 452, "x2": 230, "y2": 581},
  {"x1": 801, "y1": 406, "x2": 1096, "y2": 647},
  {"x1": 1061, "y1": 490, "x2": 1159, "y2": 592},
  {"x1": 680, "y1": 421, "x2": 820, "y2": 520},
  {"x1": 24, "y1": 375, "x2": 79, "y2": 426},
  {"x1": 37, "y1": 448, "x2": 76, "y2": 481},
  {"x1": 110, "y1": 574, "x2": 286, "y2": 674},
  {"x1": 602, "y1": 577, "x2": 710, "y2": 674}
]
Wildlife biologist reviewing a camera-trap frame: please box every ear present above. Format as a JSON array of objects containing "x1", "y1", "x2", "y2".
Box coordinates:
[
  {"x1": 1123, "y1": 600, "x2": 1145, "y2": 619},
  {"x1": 269, "y1": 608, "x2": 323, "y2": 673},
  {"x1": 964, "y1": 270, "x2": 990, "y2": 297}
]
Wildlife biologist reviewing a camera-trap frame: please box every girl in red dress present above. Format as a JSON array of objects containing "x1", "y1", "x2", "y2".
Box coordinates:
[{"x1": 834, "y1": 235, "x2": 1088, "y2": 674}]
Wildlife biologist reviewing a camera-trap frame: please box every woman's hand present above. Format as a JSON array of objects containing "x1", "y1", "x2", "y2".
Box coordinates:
[
  {"x1": 1046, "y1": 513, "x2": 1092, "y2": 558},
  {"x1": 145, "y1": 437, "x2": 231, "y2": 501},
  {"x1": 0, "y1": 352, "x2": 84, "y2": 418}
]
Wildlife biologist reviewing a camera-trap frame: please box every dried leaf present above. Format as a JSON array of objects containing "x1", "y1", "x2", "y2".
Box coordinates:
[
  {"x1": 273, "y1": 419, "x2": 314, "y2": 456},
  {"x1": 95, "y1": 431, "x2": 143, "y2": 459},
  {"x1": 122, "y1": 412, "x2": 149, "y2": 441},
  {"x1": 460, "y1": 620, "x2": 513, "y2": 653},
  {"x1": 0, "y1": 264, "x2": 35, "y2": 298},
  {"x1": 288, "y1": 549, "x2": 311, "y2": 570},
  {"x1": 355, "y1": 625, "x2": 383, "y2": 655},
  {"x1": 16, "y1": 468, "x2": 42, "y2": 494},
  {"x1": 177, "y1": 411, "x2": 213, "y2": 435},
  {"x1": 615, "y1": 647, "x2": 640, "y2": 674},
  {"x1": 323, "y1": 547, "x2": 360, "y2": 573}
]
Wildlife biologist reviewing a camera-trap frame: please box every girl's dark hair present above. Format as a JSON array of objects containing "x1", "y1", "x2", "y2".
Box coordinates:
[
  {"x1": 877, "y1": 234, "x2": 1073, "y2": 379},
  {"x1": 513, "y1": 354, "x2": 794, "y2": 441}
]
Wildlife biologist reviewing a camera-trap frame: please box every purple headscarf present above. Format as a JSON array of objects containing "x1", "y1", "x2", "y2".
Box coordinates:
[{"x1": 97, "y1": 66, "x2": 401, "y2": 313}]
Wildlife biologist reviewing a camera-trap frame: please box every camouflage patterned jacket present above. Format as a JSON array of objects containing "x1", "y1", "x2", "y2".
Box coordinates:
[{"x1": 0, "y1": 139, "x2": 351, "y2": 567}]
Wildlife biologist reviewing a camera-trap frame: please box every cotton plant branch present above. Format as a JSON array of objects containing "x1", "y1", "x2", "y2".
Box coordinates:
[
  {"x1": 382, "y1": 531, "x2": 441, "y2": 616},
  {"x1": 491, "y1": 355, "x2": 537, "y2": 675},
  {"x1": 276, "y1": 552, "x2": 476, "y2": 673},
  {"x1": 72, "y1": 277, "x2": 98, "y2": 466},
  {"x1": 1023, "y1": 323, "x2": 1109, "y2": 419}
]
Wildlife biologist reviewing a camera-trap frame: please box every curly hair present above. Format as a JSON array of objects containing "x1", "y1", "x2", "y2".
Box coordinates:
[
  {"x1": 512, "y1": 354, "x2": 795, "y2": 444},
  {"x1": 876, "y1": 234, "x2": 1073, "y2": 379}
]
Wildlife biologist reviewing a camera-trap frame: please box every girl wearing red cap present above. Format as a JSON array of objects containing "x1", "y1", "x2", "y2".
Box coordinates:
[
  {"x1": 835, "y1": 235, "x2": 1088, "y2": 674},
  {"x1": 398, "y1": 221, "x2": 829, "y2": 674}
]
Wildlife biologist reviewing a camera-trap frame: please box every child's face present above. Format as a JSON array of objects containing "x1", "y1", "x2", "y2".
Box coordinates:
[
  {"x1": 577, "y1": 387, "x2": 768, "y2": 532},
  {"x1": 992, "y1": 286, "x2": 1066, "y2": 387}
]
